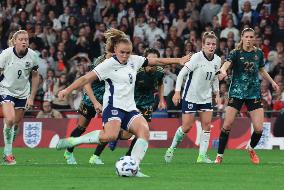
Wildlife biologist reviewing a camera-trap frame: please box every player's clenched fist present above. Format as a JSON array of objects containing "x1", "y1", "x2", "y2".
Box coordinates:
[{"x1": 58, "y1": 89, "x2": 68, "y2": 100}]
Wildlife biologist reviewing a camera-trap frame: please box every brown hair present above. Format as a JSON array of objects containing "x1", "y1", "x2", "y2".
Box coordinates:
[
  {"x1": 103, "y1": 28, "x2": 131, "y2": 53},
  {"x1": 235, "y1": 27, "x2": 255, "y2": 50},
  {"x1": 202, "y1": 31, "x2": 217, "y2": 44},
  {"x1": 8, "y1": 30, "x2": 28, "y2": 47}
]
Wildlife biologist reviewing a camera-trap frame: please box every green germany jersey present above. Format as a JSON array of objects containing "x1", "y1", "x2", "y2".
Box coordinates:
[
  {"x1": 82, "y1": 55, "x2": 106, "y2": 106},
  {"x1": 227, "y1": 48, "x2": 264, "y2": 99},
  {"x1": 134, "y1": 66, "x2": 164, "y2": 108}
]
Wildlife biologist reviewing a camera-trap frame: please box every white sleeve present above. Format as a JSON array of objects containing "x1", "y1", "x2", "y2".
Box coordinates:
[
  {"x1": 93, "y1": 59, "x2": 112, "y2": 81},
  {"x1": 131, "y1": 55, "x2": 147, "y2": 70},
  {"x1": 175, "y1": 66, "x2": 189, "y2": 91},
  {"x1": 0, "y1": 49, "x2": 8, "y2": 69},
  {"x1": 184, "y1": 53, "x2": 198, "y2": 72},
  {"x1": 31, "y1": 51, "x2": 40, "y2": 70}
]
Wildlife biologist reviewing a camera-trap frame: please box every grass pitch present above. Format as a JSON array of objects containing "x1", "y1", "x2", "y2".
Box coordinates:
[{"x1": 1, "y1": 148, "x2": 284, "y2": 190}]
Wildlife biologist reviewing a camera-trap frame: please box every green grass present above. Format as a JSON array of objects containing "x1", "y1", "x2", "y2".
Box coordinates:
[{"x1": 1, "y1": 148, "x2": 284, "y2": 190}]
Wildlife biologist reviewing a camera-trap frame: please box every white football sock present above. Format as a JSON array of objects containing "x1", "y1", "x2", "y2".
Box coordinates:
[
  {"x1": 170, "y1": 126, "x2": 185, "y2": 149},
  {"x1": 131, "y1": 138, "x2": 148, "y2": 165},
  {"x1": 3, "y1": 123, "x2": 14, "y2": 155},
  {"x1": 72, "y1": 130, "x2": 101, "y2": 145},
  {"x1": 199, "y1": 130, "x2": 210, "y2": 156}
]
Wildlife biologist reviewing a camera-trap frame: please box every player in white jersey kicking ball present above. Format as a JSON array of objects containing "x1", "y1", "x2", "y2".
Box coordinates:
[
  {"x1": 0, "y1": 30, "x2": 40, "y2": 165},
  {"x1": 165, "y1": 31, "x2": 221, "y2": 164},
  {"x1": 56, "y1": 28, "x2": 190, "y2": 177}
]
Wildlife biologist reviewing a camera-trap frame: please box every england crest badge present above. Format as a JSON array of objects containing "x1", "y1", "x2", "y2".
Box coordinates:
[{"x1": 23, "y1": 122, "x2": 42, "y2": 148}]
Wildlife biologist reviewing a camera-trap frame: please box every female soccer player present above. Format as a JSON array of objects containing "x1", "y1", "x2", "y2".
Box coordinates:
[
  {"x1": 164, "y1": 31, "x2": 221, "y2": 163},
  {"x1": 0, "y1": 30, "x2": 40, "y2": 165},
  {"x1": 214, "y1": 28, "x2": 279, "y2": 164},
  {"x1": 56, "y1": 28, "x2": 190, "y2": 177},
  {"x1": 92, "y1": 48, "x2": 166, "y2": 161}
]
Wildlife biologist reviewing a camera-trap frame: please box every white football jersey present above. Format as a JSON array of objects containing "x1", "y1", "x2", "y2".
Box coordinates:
[
  {"x1": 182, "y1": 51, "x2": 221, "y2": 104},
  {"x1": 93, "y1": 55, "x2": 147, "y2": 112},
  {"x1": 0, "y1": 47, "x2": 39, "y2": 98}
]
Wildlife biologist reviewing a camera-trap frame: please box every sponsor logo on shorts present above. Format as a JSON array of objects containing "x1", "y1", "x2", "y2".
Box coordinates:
[{"x1": 188, "y1": 103, "x2": 193, "y2": 110}]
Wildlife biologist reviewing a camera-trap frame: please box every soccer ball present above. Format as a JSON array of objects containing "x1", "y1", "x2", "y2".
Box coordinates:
[{"x1": 115, "y1": 156, "x2": 139, "y2": 177}]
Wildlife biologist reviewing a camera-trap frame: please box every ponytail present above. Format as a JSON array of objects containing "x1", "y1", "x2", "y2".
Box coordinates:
[{"x1": 104, "y1": 28, "x2": 131, "y2": 53}]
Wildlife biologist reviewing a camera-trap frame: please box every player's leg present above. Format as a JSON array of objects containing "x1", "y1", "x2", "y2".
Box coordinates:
[
  {"x1": 56, "y1": 119, "x2": 121, "y2": 149},
  {"x1": 56, "y1": 105, "x2": 123, "y2": 149},
  {"x1": 197, "y1": 110, "x2": 213, "y2": 163},
  {"x1": 127, "y1": 115, "x2": 150, "y2": 177},
  {"x1": 2, "y1": 101, "x2": 16, "y2": 165},
  {"x1": 90, "y1": 142, "x2": 108, "y2": 165},
  {"x1": 246, "y1": 99, "x2": 264, "y2": 164},
  {"x1": 215, "y1": 98, "x2": 241, "y2": 163},
  {"x1": 63, "y1": 115, "x2": 90, "y2": 164},
  {"x1": 165, "y1": 113, "x2": 195, "y2": 163},
  {"x1": 13, "y1": 108, "x2": 25, "y2": 142},
  {"x1": 165, "y1": 101, "x2": 196, "y2": 163},
  {"x1": 125, "y1": 106, "x2": 151, "y2": 156}
]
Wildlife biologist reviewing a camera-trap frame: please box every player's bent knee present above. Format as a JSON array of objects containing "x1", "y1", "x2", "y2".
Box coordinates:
[
  {"x1": 181, "y1": 125, "x2": 191, "y2": 133},
  {"x1": 135, "y1": 127, "x2": 150, "y2": 140},
  {"x1": 201, "y1": 121, "x2": 211, "y2": 129}
]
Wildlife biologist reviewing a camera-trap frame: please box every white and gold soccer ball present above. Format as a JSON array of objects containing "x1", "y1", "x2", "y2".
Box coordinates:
[{"x1": 115, "y1": 156, "x2": 139, "y2": 177}]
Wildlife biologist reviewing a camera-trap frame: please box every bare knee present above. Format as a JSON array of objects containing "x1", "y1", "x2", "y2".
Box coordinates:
[
  {"x1": 133, "y1": 124, "x2": 149, "y2": 140},
  {"x1": 5, "y1": 117, "x2": 15, "y2": 126},
  {"x1": 99, "y1": 131, "x2": 118, "y2": 142},
  {"x1": 181, "y1": 124, "x2": 192, "y2": 133},
  {"x1": 201, "y1": 121, "x2": 211, "y2": 131}
]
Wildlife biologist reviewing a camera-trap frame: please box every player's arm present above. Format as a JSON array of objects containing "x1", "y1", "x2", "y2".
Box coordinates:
[
  {"x1": 147, "y1": 53, "x2": 192, "y2": 66},
  {"x1": 25, "y1": 69, "x2": 40, "y2": 109},
  {"x1": 172, "y1": 66, "x2": 190, "y2": 106},
  {"x1": 58, "y1": 71, "x2": 98, "y2": 100},
  {"x1": 30, "y1": 70, "x2": 40, "y2": 100},
  {"x1": 213, "y1": 74, "x2": 221, "y2": 105},
  {"x1": 259, "y1": 67, "x2": 279, "y2": 91},
  {"x1": 219, "y1": 61, "x2": 231, "y2": 73},
  {"x1": 157, "y1": 83, "x2": 166, "y2": 109},
  {"x1": 83, "y1": 83, "x2": 102, "y2": 113}
]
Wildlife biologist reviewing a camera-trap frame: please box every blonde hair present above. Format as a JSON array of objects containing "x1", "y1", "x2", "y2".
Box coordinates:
[
  {"x1": 103, "y1": 28, "x2": 131, "y2": 53},
  {"x1": 202, "y1": 31, "x2": 217, "y2": 44},
  {"x1": 8, "y1": 30, "x2": 29, "y2": 47},
  {"x1": 235, "y1": 28, "x2": 255, "y2": 50}
]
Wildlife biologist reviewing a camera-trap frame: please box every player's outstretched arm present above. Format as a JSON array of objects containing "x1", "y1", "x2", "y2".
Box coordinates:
[
  {"x1": 148, "y1": 53, "x2": 192, "y2": 66},
  {"x1": 259, "y1": 67, "x2": 280, "y2": 91},
  {"x1": 58, "y1": 72, "x2": 98, "y2": 100}
]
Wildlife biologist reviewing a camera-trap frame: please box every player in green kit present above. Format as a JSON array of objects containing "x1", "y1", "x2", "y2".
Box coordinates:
[
  {"x1": 63, "y1": 54, "x2": 111, "y2": 165},
  {"x1": 215, "y1": 28, "x2": 279, "y2": 164},
  {"x1": 92, "y1": 48, "x2": 166, "y2": 161}
]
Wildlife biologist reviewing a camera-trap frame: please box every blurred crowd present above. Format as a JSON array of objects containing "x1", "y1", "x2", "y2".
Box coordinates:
[{"x1": 0, "y1": 0, "x2": 284, "y2": 118}]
